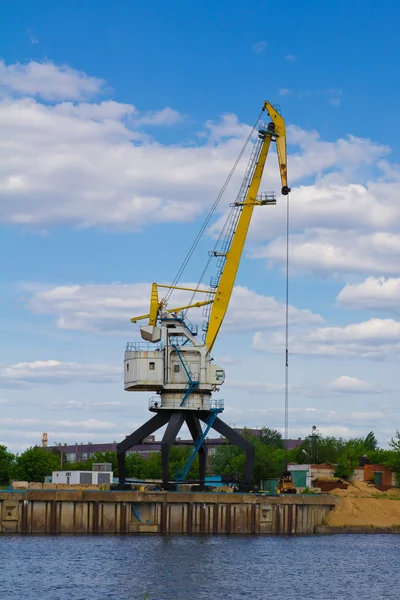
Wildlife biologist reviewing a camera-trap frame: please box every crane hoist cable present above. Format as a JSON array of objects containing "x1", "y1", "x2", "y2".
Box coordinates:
[
  {"x1": 163, "y1": 109, "x2": 263, "y2": 305},
  {"x1": 284, "y1": 190, "x2": 290, "y2": 446}
]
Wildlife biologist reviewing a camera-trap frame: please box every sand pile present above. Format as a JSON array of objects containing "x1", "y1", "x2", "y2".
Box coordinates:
[
  {"x1": 326, "y1": 497, "x2": 400, "y2": 527},
  {"x1": 330, "y1": 480, "x2": 400, "y2": 497}
]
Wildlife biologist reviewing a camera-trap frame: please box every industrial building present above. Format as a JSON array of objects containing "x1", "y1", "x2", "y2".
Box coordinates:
[
  {"x1": 52, "y1": 470, "x2": 113, "y2": 485},
  {"x1": 53, "y1": 431, "x2": 303, "y2": 464}
]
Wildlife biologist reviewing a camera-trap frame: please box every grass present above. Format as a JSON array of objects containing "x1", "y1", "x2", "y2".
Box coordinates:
[{"x1": 371, "y1": 493, "x2": 400, "y2": 500}]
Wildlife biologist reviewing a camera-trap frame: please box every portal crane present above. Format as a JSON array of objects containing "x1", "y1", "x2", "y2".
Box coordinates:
[{"x1": 117, "y1": 101, "x2": 290, "y2": 489}]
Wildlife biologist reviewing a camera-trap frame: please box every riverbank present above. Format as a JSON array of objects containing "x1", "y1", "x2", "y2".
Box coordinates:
[
  {"x1": 3, "y1": 483, "x2": 400, "y2": 535},
  {"x1": 318, "y1": 481, "x2": 400, "y2": 532},
  {"x1": 0, "y1": 489, "x2": 335, "y2": 535}
]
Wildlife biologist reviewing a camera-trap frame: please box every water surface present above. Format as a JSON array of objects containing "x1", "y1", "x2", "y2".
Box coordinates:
[{"x1": 1, "y1": 534, "x2": 399, "y2": 599}]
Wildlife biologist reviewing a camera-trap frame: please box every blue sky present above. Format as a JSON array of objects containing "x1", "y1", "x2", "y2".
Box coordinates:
[{"x1": 1, "y1": 0, "x2": 400, "y2": 452}]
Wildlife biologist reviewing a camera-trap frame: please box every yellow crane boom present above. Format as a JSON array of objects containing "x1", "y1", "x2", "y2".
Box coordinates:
[
  {"x1": 130, "y1": 101, "x2": 289, "y2": 351},
  {"x1": 205, "y1": 101, "x2": 290, "y2": 351}
]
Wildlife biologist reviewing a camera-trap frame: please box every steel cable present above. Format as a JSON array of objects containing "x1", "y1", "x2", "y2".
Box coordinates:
[{"x1": 284, "y1": 191, "x2": 290, "y2": 448}]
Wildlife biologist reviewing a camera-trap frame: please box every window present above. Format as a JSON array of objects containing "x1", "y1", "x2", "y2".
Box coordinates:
[
  {"x1": 216, "y1": 369, "x2": 224, "y2": 381},
  {"x1": 149, "y1": 362, "x2": 155, "y2": 370},
  {"x1": 174, "y1": 364, "x2": 180, "y2": 373},
  {"x1": 82, "y1": 452, "x2": 88, "y2": 461},
  {"x1": 126, "y1": 363, "x2": 129, "y2": 371}
]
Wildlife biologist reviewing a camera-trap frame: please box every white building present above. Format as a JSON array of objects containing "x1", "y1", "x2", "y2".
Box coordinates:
[{"x1": 52, "y1": 470, "x2": 113, "y2": 485}]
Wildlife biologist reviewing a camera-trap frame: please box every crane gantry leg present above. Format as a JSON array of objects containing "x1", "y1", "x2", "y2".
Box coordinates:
[
  {"x1": 116, "y1": 412, "x2": 170, "y2": 488},
  {"x1": 117, "y1": 409, "x2": 255, "y2": 490},
  {"x1": 200, "y1": 415, "x2": 255, "y2": 488},
  {"x1": 160, "y1": 412, "x2": 185, "y2": 488}
]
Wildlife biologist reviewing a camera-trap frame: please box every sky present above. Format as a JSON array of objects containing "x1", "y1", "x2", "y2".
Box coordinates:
[{"x1": 1, "y1": 0, "x2": 400, "y2": 452}]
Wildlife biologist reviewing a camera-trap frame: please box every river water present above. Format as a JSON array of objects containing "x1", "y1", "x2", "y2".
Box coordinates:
[{"x1": 0, "y1": 534, "x2": 399, "y2": 600}]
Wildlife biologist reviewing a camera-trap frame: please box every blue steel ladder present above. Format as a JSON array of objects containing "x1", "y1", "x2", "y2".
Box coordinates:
[
  {"x1": 175, "y1": 408, "x2": 222, "y2": 482},
  {"x1": 171, "y1": 344, "x2": 199, "y2": 407}
]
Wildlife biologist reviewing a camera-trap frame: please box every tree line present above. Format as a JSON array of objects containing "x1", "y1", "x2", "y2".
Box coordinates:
[
  {"x1": 2, "y1": 428, "x2": 400, "y2": 485},
  {"x1": 0, "y1": 444, "x2": 200, "y2": 485}
]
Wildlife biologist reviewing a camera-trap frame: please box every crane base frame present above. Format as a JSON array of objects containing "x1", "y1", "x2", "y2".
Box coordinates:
[{"x1": 117, "y1": 410, "x2": 255, "y2": 489}]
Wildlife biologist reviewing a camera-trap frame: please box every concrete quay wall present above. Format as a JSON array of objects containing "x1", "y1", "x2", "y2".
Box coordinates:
[{"x1": 0, "y1": 490, "x2": 336, "y2": 535}]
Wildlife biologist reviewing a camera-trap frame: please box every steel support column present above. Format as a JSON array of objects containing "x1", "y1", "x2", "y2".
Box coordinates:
[
  {"x1": 200, "y1": 414, "x2": 255, "y2": 486},
  {"x1": 117, "y1": 412, "x2": 170, "y2": 487},
  {"x1": 160, "y1": 412, "x2": 185, "y2": 486}
]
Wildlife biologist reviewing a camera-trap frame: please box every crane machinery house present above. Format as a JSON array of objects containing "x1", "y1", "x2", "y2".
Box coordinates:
[{"x1": 118, "y1": 101, "x2": 290, "y2": 491}]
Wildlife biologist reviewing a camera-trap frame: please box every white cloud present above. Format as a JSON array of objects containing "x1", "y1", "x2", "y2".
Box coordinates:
[
  {"x1": 285, "y1": 54, "x2": 295, "y2": 61},
  {"x1": 252, "y1": 41, "x2": 267, "y2": 53},
  {"x1": 0, "y1": 360, "x2": 121, "y2": 387},
  {"x1": 225, "y1": 379, "x2": 319, "y2": 397},
  {"x1": 0, "y1": 95, "x2": 243, "y2": 229},
  {"x1": 250, "y1": 183, "x2": 394, "y2": 240},
  {"x1": 203, "y1": 113, "x2": 252, "y2": 143},
  {"x1": 25, "y1": 282, "x2": 322, "y2": 334},
  {"x1": 134, "y1": 107, "x2": 184, "y2": 126},
  {"x1": 53, "y1": 100, "x2": 136, "y2": 121},
  {"x1": 279, "y1": 89, "x2": 292, "y2": 96},
  {"x1": 0, "y1": 418, "x2": 122, "y2": 452},
  {"x1": 224, "y1": 286, "x2": 323, "y2": 331},
  {"x1": 330, "y1": 97, "x2": 341, "y2": 107},
  {"x1": 0, "y1": 59, "x2": 394, "y2": 239},
  {"x1": 253, "y1": 318, "x2": 400, "y2": 359},
  {"x1": 0, "y1": 60, "x2": 105, "y2": 101},
  {"x1": 241, "y1": 125, "x2": 400, "y2": 278},
  {"x1": 286, "y1": 126, "x2": 389, "y2": 181},
  {"x1": 0, "y1": 62, "x2": 400, "y2": 292},
  {"x1": 257, "y1": 229, "x2": 400, "y2": 277},
  {"x1": 338, "y1": 277, "x2": 400, "y2": 314},
  {"x1": 330, "y1": 375, "x2": 380, "y2": 393},
  {"x1": 222, "y1": 404, "x2": 395, "y2": 442},
  {"x1": 0, "y1": 417, "x2": 119, "y2": 431}
]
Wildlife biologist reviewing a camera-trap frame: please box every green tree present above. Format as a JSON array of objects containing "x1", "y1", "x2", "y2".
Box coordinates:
[
  {"x1": 14, "y1": 446, "x2": 61, "y2": 482},
  {"x1": 126, "y1": 453, "x2": 149, "y2": 479},
  {"x1": 334, "y1": 452, "x2": 358, "y2": 479},
  {"x1": 364, "y1": 431, "x2": 378, "y2": 452},
  {"x1": 62, "y1": 460, "x2": 88, "y2": 471},
  {"x1": 0, "y1": 445, "x2": 15, "y2": 486},
  {"x1": 389, "y1": 430, "x2": 400, "y2": 453},
  {"x1": 209, "y1": 444, "x2": 245, "y2": 479},
  {"x1": 253, "y1": 442, "x2": 286, "y2": 482},
  {"x1": 383, "y1": 431, "x2": 400, "y2": 478},
  {"x1": 169, "y1": 446, "x2": 199, "y2": 480},
  {"x1": 259, "y1": 428, "x2": 284, "y2": 449},
  {"x1": 210, "y1": 433, "x2": 286, "y2": 483}
]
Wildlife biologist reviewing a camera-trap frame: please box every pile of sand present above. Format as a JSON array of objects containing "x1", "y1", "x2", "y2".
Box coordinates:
[
  {"x1": 326, "y1": 497, "x2": 400, "y2": 527},
  {"x1": 330, "y1": 481, "x2": 378, "y2": 497},
  {"x1": 330, "y1": 480, "x2": 400, "y2": 497}
]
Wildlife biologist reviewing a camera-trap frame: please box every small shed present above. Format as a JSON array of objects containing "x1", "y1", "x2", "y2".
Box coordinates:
[
  {"x1": 52, "y1": 470, "x2": 113, "y2": 485},
  {"x1": 364, "y1": 464, "x2": 394, "y2": 488}
]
